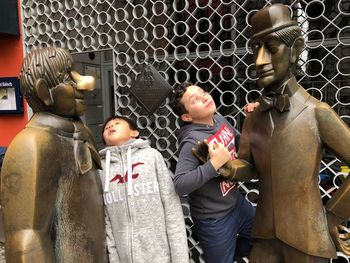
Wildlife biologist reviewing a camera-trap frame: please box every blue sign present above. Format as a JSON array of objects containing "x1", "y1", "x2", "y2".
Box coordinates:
[{"x1": 0, "y1": 77, "x2": 23, "y2": 114}]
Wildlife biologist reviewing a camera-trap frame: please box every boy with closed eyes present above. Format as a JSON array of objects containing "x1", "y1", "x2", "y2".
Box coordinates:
[{"x1": 99, "y1": 115, "x2": 189, "y2": 263}]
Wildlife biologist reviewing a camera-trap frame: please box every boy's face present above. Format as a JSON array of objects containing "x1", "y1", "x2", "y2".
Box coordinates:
[
  {"x1": 50, "y1": 69, "x2": 95, "y2": 117},
  {"x1": 180, "y1": 85, "x2": 216, "y2": 123},
  {"x1": 103, "y1": 118, "x2": 139, "y2": 146}
]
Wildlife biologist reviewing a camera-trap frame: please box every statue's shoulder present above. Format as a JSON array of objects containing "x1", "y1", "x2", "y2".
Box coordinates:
[
  {"x1": 300, "y1": 92, "x2": 333, "y2": 117},
  {"x1": 314, "y1": 101, "x2": 337, "y2": 123},
  {"x1": 14, "y1": 124, "x2": 55, "y2": 147},
  {"x1": 299, "y1": 87, "x2": 329, "y2": 111},
  {"x1": 315, "y1": 101, "x2": 331, "y2": 110},
  {"x1": 8, "y1": 114, "x2": 62, "y2": 153},
  {"x1": 4, "y1": 129, "x2": 52, "y2": 162}
]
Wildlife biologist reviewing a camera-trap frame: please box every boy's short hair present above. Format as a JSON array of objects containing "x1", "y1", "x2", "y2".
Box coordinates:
[
  {"x1": 169, "y1": 82, "x2": 194, "y2": 117},
  {"x1": 101, "y1": 115, "x2": 140, "y2": 144}
]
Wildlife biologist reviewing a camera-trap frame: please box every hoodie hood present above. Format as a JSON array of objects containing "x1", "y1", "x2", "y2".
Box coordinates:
[{"x1": 99, "y1": 138, "x2": 151, "y2": 158}]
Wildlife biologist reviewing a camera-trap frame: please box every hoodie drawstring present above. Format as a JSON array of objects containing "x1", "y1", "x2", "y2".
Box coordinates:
[
  {"x1": 127, "y1": 146, "x2": 133, "y2": 195},
  {"x1": 104, "y1": 150, "x2": 111, "y2": 192}
]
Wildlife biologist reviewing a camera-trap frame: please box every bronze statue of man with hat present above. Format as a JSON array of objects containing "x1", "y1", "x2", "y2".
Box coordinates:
[
  {"x1": 0, "y1": 47, "x2": 106, "y2": 262},
  {"x1": 193, "y1": 3, "x2": 350, "y2": 262}
]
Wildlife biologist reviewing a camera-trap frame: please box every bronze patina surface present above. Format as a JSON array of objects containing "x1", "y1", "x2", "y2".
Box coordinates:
[
  {"x1": 193, "y1": 4, "x2": 350, "y2": 262},
  {"x1": 233, "y1": 4, "x2": 350, "y2": 262},
  {"x1": 0, "y1": 47, "x2": 106, "y2": 263}
]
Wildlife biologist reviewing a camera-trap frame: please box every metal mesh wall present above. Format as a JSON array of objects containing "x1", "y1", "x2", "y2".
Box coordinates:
[{"x1": 21, "y1": 0, "x2": 350, "y2": 262}]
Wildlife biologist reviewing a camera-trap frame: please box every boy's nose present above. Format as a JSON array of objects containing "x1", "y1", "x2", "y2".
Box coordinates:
[
  {"x1": 105, "y1": 124, "x2": 114, "y2": 130},
  {"x1": 71, "y1": 70, "x2": 96, "y2": 91}
]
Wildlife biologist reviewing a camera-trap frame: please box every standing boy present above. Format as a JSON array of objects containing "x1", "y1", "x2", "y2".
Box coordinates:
[
  {"x1": 100, "y1": 115, "x2": 189, "y2": 263},
  {"x1": 170, "y1": 83, "x2": 255, "y2": 263}
]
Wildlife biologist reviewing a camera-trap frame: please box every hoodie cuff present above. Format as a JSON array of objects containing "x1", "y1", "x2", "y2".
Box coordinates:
[{"x1": 205, "y1": 160, "x2": 220, "y2": 178}]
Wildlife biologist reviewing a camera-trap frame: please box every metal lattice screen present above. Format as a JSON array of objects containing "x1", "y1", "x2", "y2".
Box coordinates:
[{"x1": 22, "y1": 0, "x2": 350, "y2": 262}]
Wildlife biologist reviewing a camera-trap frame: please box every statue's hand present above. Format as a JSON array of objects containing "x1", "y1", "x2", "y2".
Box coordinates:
[
  {"x1": 327, "y1": 212, "x2": 350, "y2": 256},
  {"x1": 218, "y1": 161, "x2": 236, "y2": 180},
  {"x1": 192, "y1": 140, "x2": 209, "y2": 164}
]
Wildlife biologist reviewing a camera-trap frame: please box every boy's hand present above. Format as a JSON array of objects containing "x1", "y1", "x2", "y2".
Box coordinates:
[
  {"x1": 208, "y1": 143, "x2": 231, "y2": 171},
  {"x1": 192, "y1": 140, "x2": 209, "y2": 163},
  {"x1": 219, "y1": 161, "x2": 236, "y2": 179},
  {"x1": 243, "y1": 101, "x2": 260, "y2": 113},
  {"x1": 192, "y1": 141, "x2": 235, "y2": 176}
]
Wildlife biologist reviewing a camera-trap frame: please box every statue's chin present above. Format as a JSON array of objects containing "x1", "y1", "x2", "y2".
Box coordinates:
[
  {"x1": 258, "y1": 76, "x2": 288, "y2": 92},
  {"x1": 74, "y1": 103, "x2": 86, "y2": 117},
  {"x1": 257, "y1": 77, "x2": 273, "y2": 91}
]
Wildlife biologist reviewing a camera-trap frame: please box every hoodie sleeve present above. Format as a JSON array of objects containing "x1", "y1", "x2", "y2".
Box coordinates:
[
  {"x1": 105, "y1": 207, "x2": 120, "y2": 263},
  {"x1": 154, "y1": 151, "x2": 190, "y2": 263},
  {"x1": 174, "y1": 140, "x2": 218, "y2": 196}
]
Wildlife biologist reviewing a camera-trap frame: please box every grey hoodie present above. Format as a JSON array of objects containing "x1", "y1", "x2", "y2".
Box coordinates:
[
  {"x1": 99, "y1": 139, "x2": 189, "y2": 263},
  {"x1": 174, "y1": 113, "x2": 241, "y2": 220}
]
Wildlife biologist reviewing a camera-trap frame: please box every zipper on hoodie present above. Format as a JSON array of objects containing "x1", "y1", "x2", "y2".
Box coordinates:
[
  {"x1": 119, "y1": 150, "x2": 134, "y2": 263},
  {"x1": 118, "y1": 150, "x2": 132, "y2": 220}
]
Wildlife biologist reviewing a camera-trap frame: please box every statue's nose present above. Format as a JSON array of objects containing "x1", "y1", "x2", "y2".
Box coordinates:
[
  {"x1": 255, "y1": 45, "x2": 270, "y2": 66},
  {"x1": 71, "y1": 70, "x2": 96, "y2": 91}
]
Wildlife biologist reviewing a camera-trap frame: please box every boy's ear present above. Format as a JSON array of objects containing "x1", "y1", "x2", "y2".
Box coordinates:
[
  {"x1": 131, "y1": 130, "x2": 139, "y2": 138},
  {"x1": 34, "y1": 78, "x2": 53, "y2": 106},
  {"x1": 181, "y1": 113, "x2": 192, "y2": 122}
]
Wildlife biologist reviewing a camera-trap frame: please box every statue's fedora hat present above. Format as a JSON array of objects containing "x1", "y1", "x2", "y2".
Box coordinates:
[{"x1": 251, "y1": 4, "x2": 298, "y2": 39}]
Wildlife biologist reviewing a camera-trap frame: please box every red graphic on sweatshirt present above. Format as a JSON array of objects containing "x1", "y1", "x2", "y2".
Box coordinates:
[
  {"x1": 207, "y1": 124, "x2": 237, "y2": 196},
  {"x1": 207, "y1": 124, "x2": 236, "y2": 160},
  {"x1": 220, "y1": 180, "x2": 237, "y2": 197},
  {"x1": 110, "y1": 162, "x2": 144, "y2": 184}
]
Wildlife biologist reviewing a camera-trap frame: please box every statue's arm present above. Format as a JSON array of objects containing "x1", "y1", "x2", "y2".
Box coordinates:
[
  {"x1": 316, "y1": 103, "x2": 350, "y2": 255},
  {"x1": 316, "y1": 103, "x2": 350, "y2": 218},
  {"x1": 1, "y1": 129, "x2": 58, "y2": 263},
  {"x1": 220, "y1": 116, "x2": 256, "y2": 181}
]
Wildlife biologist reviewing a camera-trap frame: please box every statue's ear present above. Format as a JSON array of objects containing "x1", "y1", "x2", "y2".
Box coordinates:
[
  {"x1": 290, "y1": 37, "x2": 305, "y2": 64},
  {"x1": 34, "y1": 78, "x2": 53, "y2": 106}
]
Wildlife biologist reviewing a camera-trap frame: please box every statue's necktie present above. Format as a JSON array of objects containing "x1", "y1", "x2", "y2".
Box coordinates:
[{"x1": 259, "y1": 93, "x2": 291, "y2": 113}]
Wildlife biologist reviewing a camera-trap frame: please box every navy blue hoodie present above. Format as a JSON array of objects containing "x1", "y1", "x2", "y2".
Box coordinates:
[{"x1": 174, "y1": 113, "x2": 241, "y2": 220}]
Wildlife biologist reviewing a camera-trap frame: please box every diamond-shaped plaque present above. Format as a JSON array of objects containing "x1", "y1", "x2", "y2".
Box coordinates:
[{"x1": 130, "y1": 64, "x2": 172, "y2": 114}]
